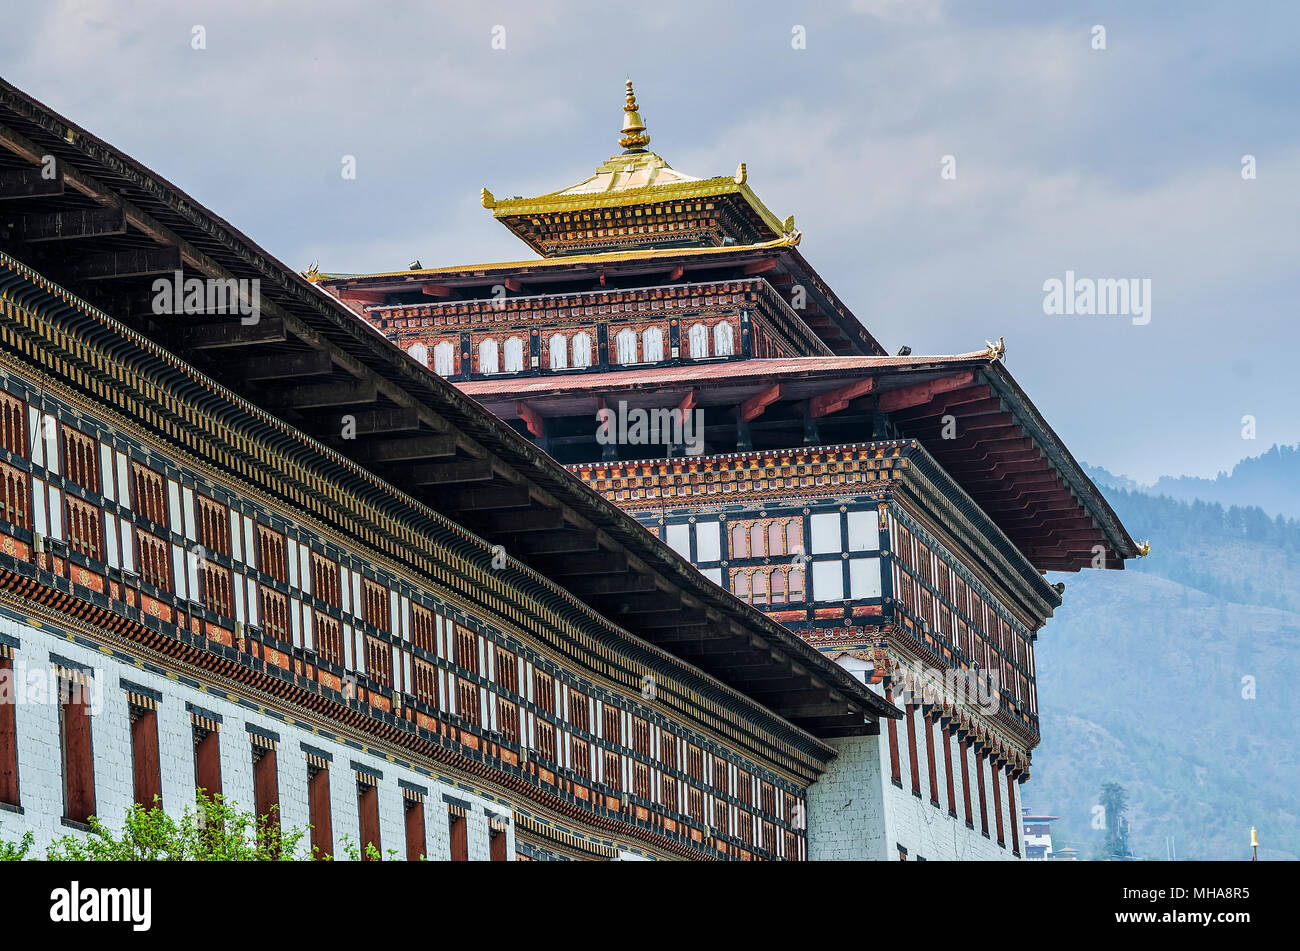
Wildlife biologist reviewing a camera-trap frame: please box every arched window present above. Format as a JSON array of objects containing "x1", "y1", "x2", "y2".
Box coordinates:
[
  {"x1": 731, "y1": 523, "x2": 748, "y2": 559},
  {"x1": 749, "y1": 523, "x2": 767, "y2": 558},
  {"x1": 433, "y1": 340, "x2": 455, "y2": 377},
  {"x1": 503, "y1": 336, "x2": 524, "y2": 373},
  {"x1": 616, "y1": 328, "x2": 638, "y2": 365},
  {"x1": 572, "y1": 332, "x2": 592, "y2": 369},
  {"x1": 788, "y1": 568, "x2": 805, "y2": 602},
  {"x1": 478, "y1": 338, "x2": 499, "y2": 375},
  {"x1": 751, "y1": 569, "x2": 770, "y2": 606},
  {"x1": 713, "y1": 321, "x2": 734, "y2": 357},
  {"x1": 771, "y1": 569, "x2": 788, "y2": 604},
  {"x1": 688, "y1": 322, "x2": 709, "y2": 359},
  {"x1": 733, "y1": 571, "x2": 750, "y2": 603},
  {"x1": 549, "y1": 334, "x2": 568, "y2": 370},
  {"x1": 407, "y1": 342, "x2": 428, "y2": 367},
  {"x1": 768, "y1": 521, "x2": 786, "y2": 557},
  {"x1": 642, "y1": 326, "x2": 664, "y2": 363},
  {"x1": 786, "y1": 519, "x2": 802, "y2": 556}
]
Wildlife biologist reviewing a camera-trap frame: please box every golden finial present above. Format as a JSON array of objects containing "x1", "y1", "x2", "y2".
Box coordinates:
[
  {"x1": 735, "y1": 162, "x2": 747, "y2": 185},
  {"x1": 620, "y1": 78, "x2": 650, "y2": 151},
  {"x1": 1136, "y1": 539, "x2": 1151, "y2": 557},
  {"x1": 302, "y1": 260, "x2": 320, "y2": 281},
  {"x1": 480, "y1": 187, "x2": 495, "y2": 208},
  {"x1": 984, "y1": 336, "x2": 1006, "y2": 361},
  {"x1": 782, "y1": 214, "x2": 796, "y2": 233}
]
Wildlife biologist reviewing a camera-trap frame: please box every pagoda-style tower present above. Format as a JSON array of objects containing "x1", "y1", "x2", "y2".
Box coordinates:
[{"x1": 317, "y1": 82, "x2": 1138, "y2": 861}]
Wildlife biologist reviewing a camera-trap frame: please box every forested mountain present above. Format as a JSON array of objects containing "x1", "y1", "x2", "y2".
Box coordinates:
[{"x1": 1028, "y1": 468, "x2": 1300, "y2": 861}]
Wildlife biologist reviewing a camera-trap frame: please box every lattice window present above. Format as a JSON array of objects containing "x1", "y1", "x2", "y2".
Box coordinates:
[
  {"x1": 534, "y1": 670, "x2": 555, "y2": 715},
  {"x1": 536, "y1": 722, "x2": 556, "y2": 763},
  {"x1": 196, "y1": 495, "x2": 229, "y2": 557},
  {"x1": 713, "y1": 755, "x2": 729, "y2": 795},
  {"x1": 0, "y1": 394, "x2": 25, "y2": 456},
  {"x1": 62, "y1": 427, "x2": 98, "y2": 494},
  {"x1": 603, "y1": 750, "x2": 621, "y2": 791},
  {"x1": 570, "y1": 691, "x2": 589, "y2": 733},
  {"x1": 413, "y1": 657, "x2": 437, "y2": 707},
  {"x1": 314, "y1": 611, "x2": 343, "y2": 666},
  {"x1": 363, "y1": 579, "x2": 388, "y2": 631},
  {"x1": 137, "y1": 530, "x2": 169, "y2": 590},
  {"x1": 132, "y1": 463, "x2": 167, "y2": 527},
  {"x1": 311, "y1": 553, "x2": 340, "y2": 607},
  {"x1": 411, "y1": 603, "x2": 435, "y2": 654},
  {"x1": 65, "y1": 496, "x2": 102, "y2": 560},
  {"x1": 571, "y1": 738, "x2": 590, "y2": 779},
  {"x1": 454, "y1": 626, "x2": 478, "y2": 675},
  {"x1": 365, "y1": 636, "x2": 392, "y2": 688},
  {"x1": 602, "y1": 704, "x2": 621, "y2": 746},
  {"x1": 260, "y1": 587, "x2": 289, "y2": 642},
  {"x1": 257, "y1": 525, "x2": 287, "y2": 582},
  {"x1": 736, "y1": 770, "x2": 752, "y2": 806},
  {"x1": 0, "y1": 460, "x2": 29, "y2": 528},
  {"x1": 201, "y1": 562, "x2": 233, "y2": 618},
  {"x1": 661, "y1": 734, "x2": 678, "y2": 812},
  {"x1": 498, "y1": 696, "x2": 519, "y2": 745},
  {"x1": 456, "y1": 677, "x2": 479, "y2": 726},
  {"x1": 762, "y1": 821, "x2": 776, "y2": 854}
]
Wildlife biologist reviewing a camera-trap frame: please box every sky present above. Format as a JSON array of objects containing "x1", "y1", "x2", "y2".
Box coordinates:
[{"x1": 2, "y1": 0, "x2": 1296, "y2": 483}]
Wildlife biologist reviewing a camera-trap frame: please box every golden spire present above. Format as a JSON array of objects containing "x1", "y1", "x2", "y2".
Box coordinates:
[{"x1": 619, "y1": 78, "x2": 650, "y2": 151}]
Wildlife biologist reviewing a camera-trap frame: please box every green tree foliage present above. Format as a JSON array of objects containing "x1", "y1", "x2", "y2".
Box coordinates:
[{"x1": 1, "y1": 794, "x2": 308, "y2": 861}]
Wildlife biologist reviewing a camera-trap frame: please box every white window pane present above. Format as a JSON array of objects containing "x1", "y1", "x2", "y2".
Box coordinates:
[
  {"x1": 812, "y1": 561, "x2": 843, "y2": 601},
  {"x1": 43, "y1": 415, "x2": 58, "y2": 473},
  {"x1": 115, "y1": 452, "x2": 130, "y2": 510},
  {"x1": 27, "y1": 408, "x2": 43, "y2": 467},
  {"x1": 849, "y1": 556, "x2": 882, "y2": 599},
  {"x1": 167, "y1": 480, "x2": 182, "y2": 531},
  {"x1": 810, "y1": 512, "x2": 841, "y2": 554},
  {"x1": 695, "y1": 521, "x2": 720, "y2": 562},
  {"x1": 104, "y1": 513, "x2": 119, "y2": 567},
  {"x1": 701, "y1": 567, "x2": 723, "y2": 586},
  {"x1": 100, "y1": 444, "x2": 115, "y2": 502},
  {"x1": 549, "y1": 335, "x2": 567, "y2": 370},
  {"x1": 847, "y1": 510, "x2": 880, "y2": 551},
  {"x1": 31, "y1": 477, "x2": 46, "y2": 535},
  {"x1": 47, "y1": 486, "x2": 62, "y2": 539},
  {"x1": 119, "y1": 520, "x2": 134, "y2": 571},
  {"x1": 182, "y1": 486, "x2": 196, "y2": 541},
  {"x1": 665, "y1": 523, "x2": 690, "y2": 558}
]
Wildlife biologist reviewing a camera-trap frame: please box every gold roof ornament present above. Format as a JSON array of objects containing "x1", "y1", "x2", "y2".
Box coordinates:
[
  {"x1": 735, "y1": 162, "x2": 747, "y2": 185},
  {"x1": 619, "y1": 78, "x2": 651, "y2": 151},
  {"x1": 1136, "y1": 539, "x2": 1151, "y2": 557},
  {"x1": 301, "y1": 260, "x2": 320, "y2": 282},
  {"x1": 480, "y1": 187, "x2": 495, "y2": 209},
  {"x1": 985, "y1": 336, "x2": 1006, "y2": 362}
]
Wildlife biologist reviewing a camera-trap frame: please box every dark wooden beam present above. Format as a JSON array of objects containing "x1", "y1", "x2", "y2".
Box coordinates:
[
  {"x1": 279, "y1": 379, "x2": 377, "y2": 409},
  {"x1": 0, "y1": 166, "x2": 64, "y2": 201},
  {"x1": 363, "y1": 435, "x2": 458, "y2": 463},
  {"x1": 18, "y1": 207, "x2": 126, "y2": 242},
  {"x1": 237, "y1": 350, "x2": 333, "y2": 381},
  {"x1": 514, "y1": 532, "x2": 602, "y2": 555},
  {"x1": 178, "y1": 318, "x2": 286, "y2": 349},
  {"x1": 548, "y1": 552, "x2": 629, "y2": 576},
  {"x1": 70, "y1": 247, "x2": 182, "y2": 281},
  {"x1": 348, "y1": 408, "x2": 421, "y2": 435},
  {"x1": 473, "y1": 508, "x2": 567, "y2": 533},
  {"x1": 439, "y1": 484, "x2": 532, "y2": 511},
  {"x1": 407, "y1": 460, "x2": 494, "y2": 486}
]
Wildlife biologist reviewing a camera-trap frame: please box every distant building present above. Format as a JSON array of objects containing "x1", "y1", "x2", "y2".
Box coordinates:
[{"x1": 1022, "y1": 808, "x2": 1060, "y2": 859}]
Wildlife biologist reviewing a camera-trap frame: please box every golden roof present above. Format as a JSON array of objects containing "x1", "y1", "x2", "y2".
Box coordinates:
[{"x1": 481, "y1": 79, "x2": 789, "y2": 241}]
